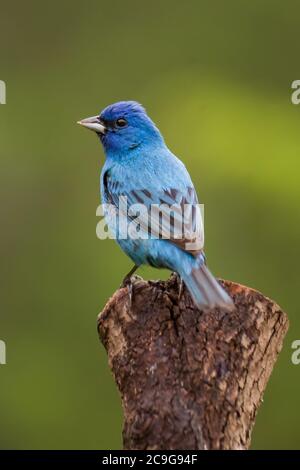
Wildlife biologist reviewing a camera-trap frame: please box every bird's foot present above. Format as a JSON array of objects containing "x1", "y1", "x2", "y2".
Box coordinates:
[
  {"x1": 178, "y1": 277, "x2": 184, "y2": 300},
  {"x1": 120, "y1": 265, "x2": 140, "y2": 308},
  {"x1": 172, "y1": 271, "x2": 184, "y2": 302},
  {"x1": 120, "y1": 265, "x2": 139, "y2": 288},
  {"x1": 120, "y1": 275, "x2": 135, "y2": 308},
  {"x1": 120, "y1": 275, "x2": 132, "y2": 289}
]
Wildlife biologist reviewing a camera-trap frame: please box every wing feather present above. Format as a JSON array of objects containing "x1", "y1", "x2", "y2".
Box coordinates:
[{"x1": 103, "y1": 172, "x2": 204, "y2": 255}]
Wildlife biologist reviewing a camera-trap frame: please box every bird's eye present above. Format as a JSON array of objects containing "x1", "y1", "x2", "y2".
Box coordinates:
[{"x1": 115, "y1": 118, "x2": 127, "y2": 128}]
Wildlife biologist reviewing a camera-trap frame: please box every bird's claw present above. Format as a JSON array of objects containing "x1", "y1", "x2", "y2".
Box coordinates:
[
  {"x1": 120, "y1": 275, "x2": 132, "y2": 289},
  {"x1": 178, "y1": 277, "x2": 184, "y2": 300},
  {"x1": 120, "y1": 275, "x2": 137, "y2": 308},
  {"x1": 127, "y1": 281, "x2": 134, "y2": 307},
  {"x1": 172, "y1": 272, "x2": 184, "y2": 302}
]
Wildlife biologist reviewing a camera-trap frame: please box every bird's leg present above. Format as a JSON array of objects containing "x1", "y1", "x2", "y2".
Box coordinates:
[
  {"x1": 120, "y1": 264, "x2": 139, "y2": 288},
  {"x1": 120, "y1": 265, "x2": 139, "y2": 307},
  {"x1": 178, "y1": 275, "x2": 184, "y2": 301}
]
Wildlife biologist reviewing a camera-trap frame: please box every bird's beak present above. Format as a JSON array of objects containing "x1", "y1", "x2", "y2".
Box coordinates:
[{"x1": 77, "y1": 115, "x2": 106, "y2": 134}]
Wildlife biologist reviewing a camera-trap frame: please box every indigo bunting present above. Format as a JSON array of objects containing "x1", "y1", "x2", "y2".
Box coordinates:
[{"x1": 78, "y1": 101, "x2": 233, "y2": 310}]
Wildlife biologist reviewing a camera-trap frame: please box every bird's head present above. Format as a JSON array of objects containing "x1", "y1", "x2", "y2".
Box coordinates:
[{"x1": 78, "y1": 101, "x2": 164, "y2": 155}]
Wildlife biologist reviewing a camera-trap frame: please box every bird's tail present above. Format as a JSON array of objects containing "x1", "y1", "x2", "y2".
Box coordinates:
[{"x1": 180, "y1": 257, "x2": 234, "y2": 311}]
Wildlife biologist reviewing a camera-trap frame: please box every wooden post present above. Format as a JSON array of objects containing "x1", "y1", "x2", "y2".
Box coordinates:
[{"x1": 98, "y1": 274, "x2": 288, "y2": 450}]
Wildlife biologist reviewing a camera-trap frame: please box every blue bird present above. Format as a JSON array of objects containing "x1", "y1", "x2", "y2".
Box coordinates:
[{"x1": 78, "y1": 101, "x2": 234, "y2": 310}]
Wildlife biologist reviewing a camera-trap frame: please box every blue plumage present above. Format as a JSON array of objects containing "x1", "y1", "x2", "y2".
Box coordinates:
[{"x1": 78, "y1": 101, "x2": 234, "y2": 310}]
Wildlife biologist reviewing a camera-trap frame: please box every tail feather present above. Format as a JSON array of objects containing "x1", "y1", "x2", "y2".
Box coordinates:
[{"x1": 181, "y1": 263, "x2": 234, "y2": 311}]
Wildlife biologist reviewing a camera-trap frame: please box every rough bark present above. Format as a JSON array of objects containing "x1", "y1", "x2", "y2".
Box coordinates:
[{"x1": 97, "y1": 274, "x2": 289, "y2": 450}]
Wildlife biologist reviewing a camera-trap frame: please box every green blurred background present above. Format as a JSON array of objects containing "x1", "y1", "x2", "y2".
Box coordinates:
[{"x1": 0, "y1": 0, "x2": 299, "y2": 449}]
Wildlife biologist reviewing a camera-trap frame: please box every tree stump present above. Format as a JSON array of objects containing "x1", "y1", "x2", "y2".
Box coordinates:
[{"x1": 97, "y1": 274, "x2": 289, "y2": 450}]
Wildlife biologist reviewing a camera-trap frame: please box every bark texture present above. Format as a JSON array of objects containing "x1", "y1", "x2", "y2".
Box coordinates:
[{"x1": 97, "y1": 274, "x2": 289, "y2": 450}]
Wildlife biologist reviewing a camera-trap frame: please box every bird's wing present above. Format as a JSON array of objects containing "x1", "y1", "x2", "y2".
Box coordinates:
[{"x1": 103, "y1": 170, "x2": 204, "y2": 256}]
